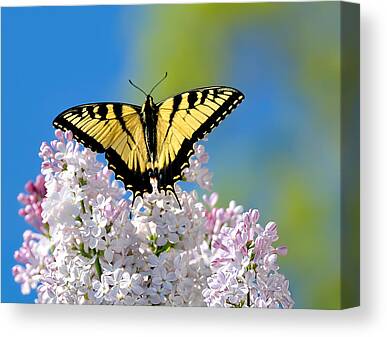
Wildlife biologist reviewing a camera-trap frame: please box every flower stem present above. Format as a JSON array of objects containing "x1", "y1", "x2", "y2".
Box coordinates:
[{"x1": 94, "y1": 256, "x2": 102, "y2": 280}]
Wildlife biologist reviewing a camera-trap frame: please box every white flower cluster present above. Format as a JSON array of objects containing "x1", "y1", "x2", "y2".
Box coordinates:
[{"x1": 13, "y1": 130, "x2": 294, "y2": 308}]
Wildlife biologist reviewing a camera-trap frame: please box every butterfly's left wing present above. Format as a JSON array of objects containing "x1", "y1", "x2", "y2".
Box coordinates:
[
  {"x1": 53, "y1": 102, "x2": 153, "y2": 199},
  {"x1": 155, "y1": 86, "x2": 244, "y2": 194}
]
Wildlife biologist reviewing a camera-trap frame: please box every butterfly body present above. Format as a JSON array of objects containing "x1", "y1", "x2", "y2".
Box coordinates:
[
  {"x1": 53, "y1": 86, "x2": 245, "y2": 205},
  {"x1": 141, "y1": 96, "x2": 158, "y2": 165}
]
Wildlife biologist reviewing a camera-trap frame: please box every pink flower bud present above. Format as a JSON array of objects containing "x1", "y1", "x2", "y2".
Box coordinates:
[
  {"x1": 42, "y1": 161, "x2": 51, "y2": 169},
  {"x1": 265, "y1": 221, "x2": 277, "y2": 233},
  {"x1": 12, "y1": 265, "x2": 22, "y2": 277},
  {"x1": 203, "y1": 192, "x2": 218, "y2": 208},
  {"x1": 23, "y1": 230, "x2": 33, "y2": 241},
  {"x1": 65, "y1": 130, "x2": 73, "y2": 141},
  {"x1": 55, "y1": 129, "x2": 64, "y2": 141},
  {"x1": 276, "y1": 246, "x2": 288, "y2": 256},
  {"x1": 18, "y1": 209, "x2": 27, "y2": 216},
  {"x1": 25, "y1": 181, "x2": 35, "y2": 193},
  {"x1": 249, "y1": 209, "x2": 260, "y2": 224}
]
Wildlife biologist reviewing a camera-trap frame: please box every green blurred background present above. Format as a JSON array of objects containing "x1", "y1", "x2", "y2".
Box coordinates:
[
  {"x1": 2, "y1": 2, "x2": 359, "y2": 308},
  {"x1": 127, "y1": 3, "x2": 343, "y2": 309}
]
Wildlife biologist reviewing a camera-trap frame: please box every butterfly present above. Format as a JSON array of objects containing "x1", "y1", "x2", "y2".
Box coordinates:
[{"x1": 53, "y1": 73, "x2": 245, "y2": 207}]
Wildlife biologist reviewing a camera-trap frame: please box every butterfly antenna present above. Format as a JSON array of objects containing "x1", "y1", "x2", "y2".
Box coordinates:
[
  {"x1": 149, "y1": 72, "x2": 168, "y2": 96},
  {"x1": 128, "y1": 79, "x2": 147, "y2": 97},
  {"x1": 170, "y1": 189, "x2": 182, "y2": 209},
  {"x1": 129, "y1": 194, "x2": 137, "y2": 219}
]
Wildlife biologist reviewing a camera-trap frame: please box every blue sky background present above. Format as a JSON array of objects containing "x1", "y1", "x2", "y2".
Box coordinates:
[
  {"x1": 1, "y1": 6, "x2": 142, "y2": 303},
  {"x1": 1, "y1": 4, "x2": 347, "y2": 308}
]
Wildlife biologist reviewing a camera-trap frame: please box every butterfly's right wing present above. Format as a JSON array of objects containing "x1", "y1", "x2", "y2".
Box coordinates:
[
  {"x1": 155, "y1": 87, "x2": 244, "y2": 194},
  {"x1": 53, "y1": 103, "x2": 152, "y2": 198}
]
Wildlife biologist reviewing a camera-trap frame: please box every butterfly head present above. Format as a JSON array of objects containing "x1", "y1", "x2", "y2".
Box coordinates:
[{"x1": 143, "y1": 95, "x2": 156, "y2": 112}]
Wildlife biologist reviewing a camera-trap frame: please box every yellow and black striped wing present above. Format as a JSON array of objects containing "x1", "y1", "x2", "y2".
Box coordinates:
[
  {"x1": 156, "y1": 86, "x2": 244, "y2": 192},
  {"x1": 53, "y1": 103, "x2": 152, "y2": 197}
]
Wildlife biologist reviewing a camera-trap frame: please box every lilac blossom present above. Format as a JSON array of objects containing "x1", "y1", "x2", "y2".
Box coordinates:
[
  {"x1": 13, "y1": 130, "x2": 294, "y2": 307},
  {"x1": 12, "y1": 230, "x2": 52, "y2": 295},
  {"x1": 17, "y1": 174, "x2": 46, "y2": 232},
  {"x1": 203, "y1": 209, "x2": 294, "y2": 308}
]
